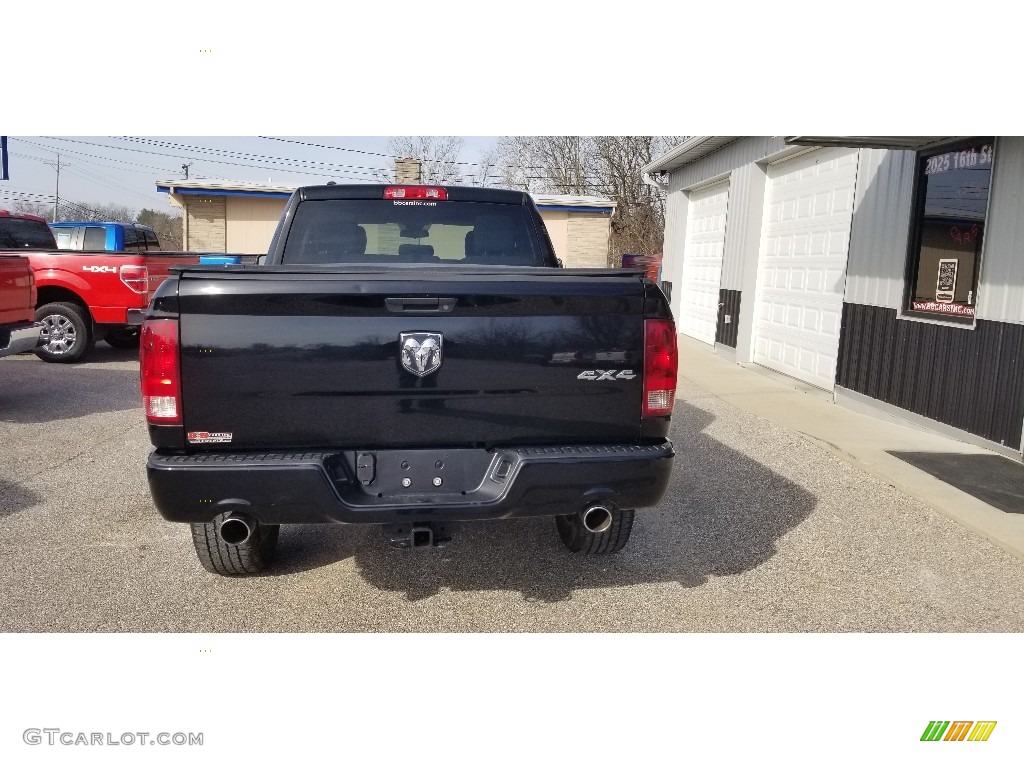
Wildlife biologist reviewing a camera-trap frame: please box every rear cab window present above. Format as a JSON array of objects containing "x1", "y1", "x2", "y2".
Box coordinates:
[
  {"x1": 281, "y1": 198, "x2": 553, "y2": 267},
  {"x1": 83, "y1": 227, "x2": 107, "y2": 250},
  {"x1": 0, "y1": 218, "x2": 58, "y2": 249},
  {"x1": 122, "y1": 226, "x2": 141, "y2": 252}
]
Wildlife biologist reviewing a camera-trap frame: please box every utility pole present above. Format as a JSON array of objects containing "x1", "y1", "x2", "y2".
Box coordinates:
[{"x1": 41, "y1": 153, "x2": 67, "y2": 222}]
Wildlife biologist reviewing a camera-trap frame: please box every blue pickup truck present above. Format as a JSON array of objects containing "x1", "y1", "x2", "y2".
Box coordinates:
[{"x1": 49, "y1": 222, "x2": 161, "y2": 252}]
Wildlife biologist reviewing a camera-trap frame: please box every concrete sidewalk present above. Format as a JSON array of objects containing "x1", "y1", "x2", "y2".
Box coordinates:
[{"x1": 677, "y1": 335, "x2": 1024, "y2": 562}]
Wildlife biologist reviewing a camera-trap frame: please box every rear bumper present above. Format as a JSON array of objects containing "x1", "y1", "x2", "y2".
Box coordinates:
[
  {"x1": 0, "y1": 322, "x2": 43, "y2": 358},
  {"x1": 147, "y1": 442, "x2": 674, "y2": 525}
]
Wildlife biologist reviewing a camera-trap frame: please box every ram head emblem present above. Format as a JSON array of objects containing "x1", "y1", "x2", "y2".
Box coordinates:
[{"x1": 400, "y1": 332, "x2": 443, "y2": 377}]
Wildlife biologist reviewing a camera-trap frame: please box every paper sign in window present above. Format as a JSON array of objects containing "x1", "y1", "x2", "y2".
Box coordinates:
[{"x1": 935, "y1": 259, "x2": 958, "y2": 304}]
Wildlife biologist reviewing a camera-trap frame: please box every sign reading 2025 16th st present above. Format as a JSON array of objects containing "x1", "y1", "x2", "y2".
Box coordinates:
[{"x1": 924, "y1": 144, "x2": 993, "y2": 175}]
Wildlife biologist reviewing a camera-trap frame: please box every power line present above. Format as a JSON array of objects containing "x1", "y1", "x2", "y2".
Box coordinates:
[
  {"x1": 18, "y1": 136, "x2": 618, "y2": 192},
  {"x1": 12, "y1": 142, "x2": 174, "y2": 207},
  {"x1": 14, "y1": 139, "x2": 181, "y2": 174},
  {"x1": 0, "y1": 179, "x2": 56, "y2": 197},
  {"x1": 63, "y1": 176, "x2": 162, "y2": 210},
  {"x1": 257, "y1": 135, "x2": 498, "y2": 169},
  {"x1": 43, "y1": 137, "x2": 606, "y2": 183},
  {"x1": 111, "y1": 136, "x2": 392, "y2": 175},
  {"x1": 62, "y1": 165, "x2": 169, "y2": 206},
  {"x1": 0, "y1": 194, "x2": 103, "y2": 221},
  {"x1": 35, "y1": 136, "x2": 385, "y2": 182},
  {"x1": 56, "y1": 200, "x2": 108, "y2": 219},
  {"x1": 257, "y1": 136, "x2": 396, "y2": 159},
  {"x1": 0, "y1": 188, "x2": 154, "y2": 221},
  {"x1": 127, "y1": 136, "x2": 569, "y2": 176},
  {"x1": 0, "y1": 191, "x2": 55, "y2": 203}
]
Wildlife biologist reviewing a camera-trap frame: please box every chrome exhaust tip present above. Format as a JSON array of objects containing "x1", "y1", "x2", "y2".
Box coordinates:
[
  {"x1": 580, "y1": 504, "x2": 613, "y2": 534},
  {"x1": 218, "y1": 513, "x2": 255, "y2": 546}
]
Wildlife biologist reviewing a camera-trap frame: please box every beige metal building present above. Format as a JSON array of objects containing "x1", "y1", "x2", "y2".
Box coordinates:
[
  {"x1": 531, "y1": 194, "x2": 617, "y2": 268},
  {"x1": 155, "y1": 179, "x2": 616, "y2": 266}
]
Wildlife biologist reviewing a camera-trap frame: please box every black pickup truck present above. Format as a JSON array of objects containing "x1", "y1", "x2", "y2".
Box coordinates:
[{"x1": 142, "y1": 184, "x2": 677, "y2": 575}]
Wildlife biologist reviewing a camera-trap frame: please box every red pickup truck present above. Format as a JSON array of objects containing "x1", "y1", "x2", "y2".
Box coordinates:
[
  {"x1": 0, "y1": 210, "x2": 199, "y2": 363},
  {"x1": 0, "y1": 253, "x2": 42, "y2": 359}
]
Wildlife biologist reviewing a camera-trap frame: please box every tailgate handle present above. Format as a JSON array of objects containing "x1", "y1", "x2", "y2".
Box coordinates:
[{"x1": 385, "y1": 298, "x2": 456, "y2": 313}]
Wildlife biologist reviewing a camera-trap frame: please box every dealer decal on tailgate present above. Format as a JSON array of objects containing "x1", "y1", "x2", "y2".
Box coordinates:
[{"x1": 187, "y1": 431, "x2": 233, "y2": 444}]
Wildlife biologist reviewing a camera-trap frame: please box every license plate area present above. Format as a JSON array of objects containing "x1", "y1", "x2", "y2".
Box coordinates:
[{"x1": 344, "y1": 449, "x2": 497, "y2": 499}]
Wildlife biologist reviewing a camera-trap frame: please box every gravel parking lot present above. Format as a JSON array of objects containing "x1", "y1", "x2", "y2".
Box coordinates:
[{"x1": 2, "y1": 346, "x2": 1023, "y2": 632}]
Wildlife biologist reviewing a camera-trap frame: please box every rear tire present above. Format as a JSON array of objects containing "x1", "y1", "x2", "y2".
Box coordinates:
[
  {"x1": 556, "y1": 507, "x2": 635, "y2": 554},
  {"x1": 191, "y1": 512, "x2": 280, "y2": 576},
  {"x1": 34, "y1": 301, "x2": 95, "y2": 363}
]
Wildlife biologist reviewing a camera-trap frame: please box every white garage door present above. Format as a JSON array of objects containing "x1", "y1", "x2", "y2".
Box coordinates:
[
  {"x1": 752, "y1": 147, "x2": 860, "y2": 390},
  {"x1": 679, "y1": 181, "x2": 729, "y2": 344}
]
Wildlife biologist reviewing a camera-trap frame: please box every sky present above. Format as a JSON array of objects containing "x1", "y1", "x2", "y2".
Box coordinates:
[
  {"x1": 5, "y1": 4, "x2": 1019, "y2": 219},
  {"x1": 0, "y1": 136, "x2": 501, "y2": 218}
]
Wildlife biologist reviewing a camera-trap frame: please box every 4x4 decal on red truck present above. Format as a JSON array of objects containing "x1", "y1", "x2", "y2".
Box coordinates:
[{"x1": 82, "y1": 265, "x2": 118, "y2": 273}]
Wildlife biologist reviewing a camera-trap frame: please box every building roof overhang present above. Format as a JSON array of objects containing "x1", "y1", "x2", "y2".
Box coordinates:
[
  {"x1": 156, "y1": 179, "x2": 296, "y2": 199},
  {"x1": 531, "y1": 194, "x2": 615, "y2": 214},
  {"x1": 643, "y1": 136, "x2": 969, "y2": 178},
  {"x1": 783, "y1": 136, "x2": 961, "y2": 151},
  {"x1": 642, "y1": 137, "x2": 741, "y2": 175}
]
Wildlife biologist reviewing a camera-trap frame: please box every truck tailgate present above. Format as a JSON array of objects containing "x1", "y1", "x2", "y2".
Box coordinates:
[{"x1": 177, "y1": 268, "x2": 647, "y2": 450}]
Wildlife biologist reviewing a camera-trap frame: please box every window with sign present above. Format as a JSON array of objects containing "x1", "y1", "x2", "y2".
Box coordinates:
[{"x1": 905, "y1": 138, "x2": 994, "y2": 321}]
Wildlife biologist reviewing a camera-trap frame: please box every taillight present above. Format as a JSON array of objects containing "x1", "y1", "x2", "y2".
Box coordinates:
[
  {"x1": 120, "y1": 264, "x2": 148, "y2": 294},
  {"x1": 140, "y1": 319, "x2": 181, "y2": 425},
  {"x1": 643, "y1": 319, "x2": 678, "y2": 417},
  {"x1": 383, "y1": 186, "x2": 448, "y2": 200}
]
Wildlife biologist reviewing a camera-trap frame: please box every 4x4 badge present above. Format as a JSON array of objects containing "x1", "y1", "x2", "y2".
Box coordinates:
[
  {"x1": 577, "y1": 369, "x2": 635, "y2": 381},
  {"x1": 400, "y1": 332, "x2": 443, "y2": 377}
]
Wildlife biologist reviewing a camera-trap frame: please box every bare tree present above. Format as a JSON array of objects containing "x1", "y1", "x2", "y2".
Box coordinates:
[
  {"x1": 0, "y1": 200, "x2": 116, "y2": 223},
  {"x1": 493, "y1": 136, "x2": 599, "y2": 194},
  {"x1": 137, "y1": 208, "x2": 184, "y2": 250},
  {"x1": 464, "y1": 144, "x2": 502, "y2": 188},
  {"x1": 381, "y1": 137, "x2": 467, "y2": 185},
  {"x1": 9, "y1": 201, "x2": 53, "y2": 220},
  {"x1": 54, "y1": 201, "x2": 137, "y2": 223},
  {"x1": 594, "y1": 136, "x2": 682, "y2": 260},
  {"x1": 491, "y1": 136, "x2": 683, "y2": 261}
]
